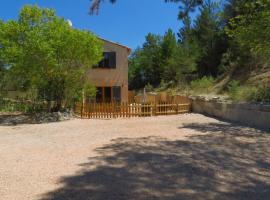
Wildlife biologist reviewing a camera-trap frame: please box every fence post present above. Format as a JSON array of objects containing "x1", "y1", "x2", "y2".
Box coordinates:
[
  {"x1": 106, "y1": 103, "x2": 109, "y2": 119},
  {"x1": 80, "y1": 101, "x2": 83, "y2": 118},
  {"x1": 93, "y1": 103, "x2": 95, "y2": 119},
  {"x1": 88, "y1": 103, "x2": 90, "y2": 118}
]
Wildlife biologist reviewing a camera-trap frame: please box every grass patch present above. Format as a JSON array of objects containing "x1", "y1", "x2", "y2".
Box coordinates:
[
  {"x1": 228, "y1": 80, "x2": 270, "y2": 103},
  {"x1": 0, "y1": 98, "x2": 46, "y2": 113},
  {"x1": 190, "y1": 76, "x2": 215, "y2": 94}
]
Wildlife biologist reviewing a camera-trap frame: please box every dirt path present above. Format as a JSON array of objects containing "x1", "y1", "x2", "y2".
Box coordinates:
[{"x1": 0, "y1": 114, "x2": 270, "y2": 200}]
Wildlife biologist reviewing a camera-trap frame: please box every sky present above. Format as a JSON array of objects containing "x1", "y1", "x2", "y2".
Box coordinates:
[{"x1": 0, "y1": 0, "x2": 183, "y2": 50}]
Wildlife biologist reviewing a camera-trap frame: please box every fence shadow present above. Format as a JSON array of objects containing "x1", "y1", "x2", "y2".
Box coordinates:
[{"x1": 39, "y1": 124, "x2": 270, "y2": 200}]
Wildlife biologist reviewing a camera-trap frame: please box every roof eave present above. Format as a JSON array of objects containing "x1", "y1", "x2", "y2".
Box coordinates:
[{"x1": 98, "y1": 37, "x2": 132, "y2": 54}]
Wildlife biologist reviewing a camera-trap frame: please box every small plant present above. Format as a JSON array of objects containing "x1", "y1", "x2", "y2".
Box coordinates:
[
  {"x1": 0, "y1": 98, "x2": 46, "y2": 113},
  {"x1": 190, "y1": 76, "x2": 215, "y2": 93},
  {"x1": 227, "y1": 80, "x2": 241, "y2": 100},
  {"x1": 145, "y1": 83, "x2": 154, "y2": 92},
  {"x1": 227, "y1": 80, "x2": 270, "y2": 103},
  {"x1": 249, "y1": 84, "x2": 270, "y2": 103},
  {"x1": 156, "y1": 80, "x2": 169, "y2": 92}
]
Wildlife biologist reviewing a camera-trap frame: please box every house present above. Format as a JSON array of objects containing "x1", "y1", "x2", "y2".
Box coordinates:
[{"x1": 87, "y1": 38, "x2": 131, "y2": 103}]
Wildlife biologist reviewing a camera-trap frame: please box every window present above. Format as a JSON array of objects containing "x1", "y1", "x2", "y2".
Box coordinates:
[
  {"x1": 95, "y1": 52, "x2": 116, "y2": 69},
  {"x1": 95, "y1": 86, "x2": 121, "y2": 103},
  {"x1": 112, "y1": 86, "x2": 121, "y2": 103},
  {"x1": 104, "y1": 87, "x2": 112, "y2": 102},
  {"x1": 96, "y1": 87, "x2": 103, "y2": 103}
]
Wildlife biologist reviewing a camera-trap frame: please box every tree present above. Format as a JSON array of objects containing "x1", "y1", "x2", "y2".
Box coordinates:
[
  {"x1": 139, "y1": 33, "x2": 163, "y2": 87},
  {"x1": 128, "y1": 48, "x2": 145, "y2": 90},
  {"x1": 222, "y1": 0, "x2": 247, "y2": 24},
  {"x1": 0, "y1": 5, "x2": 103, "y2": 110},
  {"x1": 177, "y1": 15, "x2": 201, "y2": 76},
  {"x1": 161, "y1": 29, "x2": 179, "y2": 83},
  {"x1": 193, "y1": 0, "x2": 227, "y2": 77},
  {"x1": 227, "y1": 0, "x2": 270, "y2": 60},
  {"x1": 89, "y1": 0, "x2": 202, "y2": 15},
  {"x1": 0, "y1": 60, "x2": 6, "y2": 94},
  {"x1": 129, "y1": 33, "x2": 163, "y2": 90},
  {"x1": 129, "y1": 28, "x2": 200, "y2": 89}
]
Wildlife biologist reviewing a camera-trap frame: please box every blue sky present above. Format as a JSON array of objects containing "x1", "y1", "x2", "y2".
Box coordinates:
[{"x1": 0, "y1": 0, "x2": 184, "y2": 50}]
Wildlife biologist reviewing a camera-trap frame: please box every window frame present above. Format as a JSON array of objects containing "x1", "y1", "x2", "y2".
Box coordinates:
[{"x1": 94, "y1": 52, "x2": 116, "y2": 69}]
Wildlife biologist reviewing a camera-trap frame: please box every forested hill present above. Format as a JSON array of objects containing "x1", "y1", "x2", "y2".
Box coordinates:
[{"x1": 128, "y1": 0, "x2": 270, "y2": 103}]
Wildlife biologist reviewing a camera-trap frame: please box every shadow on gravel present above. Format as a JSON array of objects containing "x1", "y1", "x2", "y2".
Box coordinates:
[
  {"x1": 40, "y1": 123, "x2": 270, "y2": 200},
  {"x1": 0, "y1": 113, "x2": 70, "y2": 126},
  {"x1": 0, "y1": 114, "x2": 37, "y2": 126}
]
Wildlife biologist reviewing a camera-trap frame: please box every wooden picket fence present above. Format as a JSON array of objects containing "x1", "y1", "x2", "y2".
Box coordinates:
[{"x1": 75, "y1": 99, "x2": 192, "y2": 119}]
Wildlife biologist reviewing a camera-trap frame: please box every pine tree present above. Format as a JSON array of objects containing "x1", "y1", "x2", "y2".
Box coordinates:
[{"x1": 194, "y1": 0, "x2": 227, "y2": 77}]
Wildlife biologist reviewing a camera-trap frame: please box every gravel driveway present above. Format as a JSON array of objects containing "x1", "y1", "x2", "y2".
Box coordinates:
[{"x1": 0, "y1": 114, "x2": 270, "y2": 200}]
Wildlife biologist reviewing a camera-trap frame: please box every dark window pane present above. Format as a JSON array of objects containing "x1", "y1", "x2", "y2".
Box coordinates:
[
  {"x1": 104, "y1": 87, "x2": 111, "y2": 102},
  {"x1": 104, "y1": 52, "x2": 110, "y2": 67},
  {"x1": 95, "y1": 52, "x2": 116, "y2": 69},
  {"x1": 109, "y1": 52, "x2": 116, "y2": 68},
  {"x1": 112, "y1": 86, "x2": 121, "y2": 102},
  {"x1": 96, "y1": 87, "x2": 103, "y2": 103}
]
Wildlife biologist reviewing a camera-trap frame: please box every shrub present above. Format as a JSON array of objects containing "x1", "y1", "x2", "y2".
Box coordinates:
[
  {"x1": 249, "y1": 84, "x2": 270, "y2": 103},
  {"x1": 145, "y1": 83, "x2": 154, "y2": 92},
  {"x1": 190, "y1": 76, "x2": 215, "y2": 93},
  {"x1": 0, "y1": 98, "x2": 46, "y2": 113},
  {"x1": 228, "y1": 80, "x2": 241, "y2": 101},
  {"x1": 156, "y1": 80, "x2": 169, "y2": 92},
  {"x1": 228, "y1": 80, "x2": 270, "y2": 103},
  {"x1": 229, "y1": 87, "x2": 256, "y2": 102}
]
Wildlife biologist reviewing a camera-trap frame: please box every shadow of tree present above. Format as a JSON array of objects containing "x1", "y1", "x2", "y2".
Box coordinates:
[
  {"x1": 40, "y1": 123, "x2": 270, "y2": 200},
  {"x1": 0, "y1": 114, "x2": 34, "y2": 126},
  {"x1": 0, "y1": 113, "x2": 68, "y2": 126}
]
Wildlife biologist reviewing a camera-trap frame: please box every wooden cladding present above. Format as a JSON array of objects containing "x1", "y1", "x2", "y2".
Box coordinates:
[{"x1": 75, "y1": 99, "x2": 192, "y2": 119}]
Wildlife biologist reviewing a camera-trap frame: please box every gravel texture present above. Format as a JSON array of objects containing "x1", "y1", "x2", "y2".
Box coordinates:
[{"x1": 0, "y1": 114, "x2": 270, "y2": 200}]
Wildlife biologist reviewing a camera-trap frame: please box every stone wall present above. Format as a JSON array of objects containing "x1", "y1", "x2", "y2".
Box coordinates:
[{"x1": 192, "y1": 97, "x2": 270, "y2": 130}]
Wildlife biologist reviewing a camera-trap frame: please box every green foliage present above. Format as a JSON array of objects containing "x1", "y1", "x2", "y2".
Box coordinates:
[
  {"x1": 194, "y1": 0, "x2": 228, "y2": 77},
  {"x1": 83, "y1": 83, "x2": 97, "y2": 99},
  {"x1": 145, "y1": 83, "x2": 154, "y2": 92},
  {"x1": 128, "y1": 33, "x2": 163, "y2": 90},
  {"x1": 227, "y1": 80, "x2": 270, "y2": 102},
  {"x1": 229, "y1": 87, "x2": 256, "y2": 102},
  {"x1": 0, "y1": 5, "x2": 103, "y2": 110},
  {"x1": 129, "y1": 0, "x2": 227, "y2": 91},
  {"x1": 228, "y1": 80, "x2": 240, "y2": 94},
  {"x1": 226, "y1": 0, "x2": 270, "y2": 60},
  {"x1": 90, "y1": 0, "x2": 203, "y2": 16},
  {"x1": 0, "y1": 98, "x2": 46, "y2": 113},
  {"x1": 227, "y1": 80, "x2": 243, "y2": 101},
  {"x1": 248, "y1": 84, "x2": 270, "y2": 103},
  {"x1": 129, "y1": 28, "x2": 199, "y2": 90},
  {"x1": 190, "y1": 76, "x2": 214, "y2": 93}
]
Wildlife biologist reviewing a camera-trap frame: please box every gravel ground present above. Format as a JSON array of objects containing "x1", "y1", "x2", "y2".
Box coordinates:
[{"x1": 0, "y1": 114, "x2": 270, "y2": 200}]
